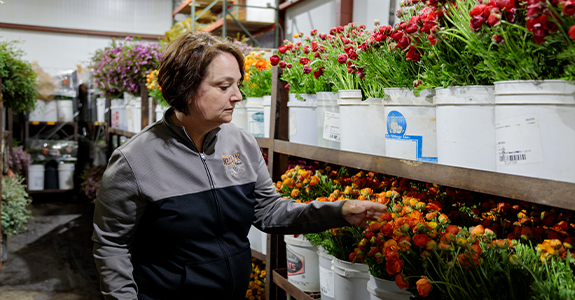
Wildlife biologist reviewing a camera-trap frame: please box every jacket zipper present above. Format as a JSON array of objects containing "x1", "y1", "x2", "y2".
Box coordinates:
[{"x1": 185, "y1": 132, "x2": 235, "y2": 298}]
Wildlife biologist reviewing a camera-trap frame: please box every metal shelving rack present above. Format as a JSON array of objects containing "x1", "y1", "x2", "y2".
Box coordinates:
[{"x1": 172, "y1": 0, "x2": 281, "y2": 47}]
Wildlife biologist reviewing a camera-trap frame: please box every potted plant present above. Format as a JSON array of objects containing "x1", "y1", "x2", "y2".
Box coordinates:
[
  {"x1": 1, "y1": 174, "x2": 33, "y2": 262},
  {"x1": 0, "y1": 41, "x2": 39, "y2": 114}
]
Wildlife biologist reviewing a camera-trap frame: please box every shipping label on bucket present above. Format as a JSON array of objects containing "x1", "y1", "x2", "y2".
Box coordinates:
[
  {"x1": 249, "y1": 112, "x2": 265, "y2": 137},
  {"x1": 385, "y1": 110, "x2": 438, "y2": 163},
  {"x1": 319, "y1": 265, "x2": 335, "y2": 297},
  {"x1": 286, "y1": 246, "x2": 305, "y2": 276},
  {"x1": 496, "y1": 115, "x2": 544, "y2": 165},
  {"x1": 323, "y1": 111, "x2": 341, "y2": 142}
]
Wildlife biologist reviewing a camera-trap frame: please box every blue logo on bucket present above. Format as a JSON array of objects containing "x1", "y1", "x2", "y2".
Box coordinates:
[
  {"x1": 385, "y1": 110, "x2": 438, "y2": 163},
  {"x1": 387, "y1": 110, "x2": 407, "y2": 136},
  {"x1": 252, "y1": 112, "x2": 264, "y2": 122}
]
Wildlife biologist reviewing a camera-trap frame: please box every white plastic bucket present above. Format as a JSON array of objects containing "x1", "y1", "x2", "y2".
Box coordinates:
[
  {"x1": 155, "y1": 105, "x2": 166, "y2": 122},
  {"x1": 318, "y1": 247, "x2": 335, "y2": 300},
  {"x1": 126, "y1": 100, "x2": 134, "y2": 133},
  {"x1": 231, "y1": 100, "x2": 249, "y2": 131},
  {"x1": 27, "y1": 164, "x2": 45, "y2": 191},
  {"x1": 384, "y1": 88, "x2": 437, "y2": 163},
  {"x1": 133, "y1": 101, "x2": 142, "y2": 131},
  {"x1": 367, "y1": 275, "x2": 412, "y2": 300},
  {"x1": 317, "y1": 92, "x2": 340, "y2": 150},
  {"x1": 58, "y1": 163, "x2": 75, "y2": 190},
  {"x1": 246, "y1": 97, "x2": 265, "y2": 138},
  {"x1": 338, "y1": 90, "x2": 386, "y2": 156},
  {"x1": 332, "y1": 257, "x2": 370, "y2": 300},
  {"x1": 96, "y1": 98, "x2": 106, "y2": 123},
  {"x1": 247, "y1": 225, "x2": 266, "y2": 254},
  {"x1": 118, "y1": 99, "x2": 127, "y2": 130},
  {"x1": 29, "y1": 100, "x2": 57, "y2": 122},
  {"x1": 285, "y1": 235, "x2": 320, "y2": 292},
  {"x1": 288, "y1": 94, "x2": 318, "y2": 146},
  {"x1": 494, "y1": 80, "x2": 575, "y2": 183},
  {"x1": 263, "y1": 95, "x2": 272, "y2": 138},
  {"x1": 57, "y1": 100, "x2": 74, "y2": 122},
  {"x1": 435, "y1": 86, "x2": 496, "y2": 171}
]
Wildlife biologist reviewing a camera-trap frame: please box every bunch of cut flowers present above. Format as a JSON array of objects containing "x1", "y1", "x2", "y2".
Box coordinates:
[
  {"x1": 145, "y1": 70, "x2": 168, "y2": 107},
  {"x1": 447, "y1": 0, "x2": 575, "y2": 81},
  {"x1": 241, "y1": 52, "x2": 272, "y2": 98},
  {"x1": 90, "y1": 37, "x2": 164, "y2": 98}
]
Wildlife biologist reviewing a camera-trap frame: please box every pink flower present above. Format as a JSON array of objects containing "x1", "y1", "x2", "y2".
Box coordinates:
[{"x1": 337, "y1": 53, "x2": 348, "y2": 64}]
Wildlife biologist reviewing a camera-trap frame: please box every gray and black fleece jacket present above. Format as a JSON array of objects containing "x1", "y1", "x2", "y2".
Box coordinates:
[{"x1": 92, "y1": 108, "x2": 350, "y2": 300}]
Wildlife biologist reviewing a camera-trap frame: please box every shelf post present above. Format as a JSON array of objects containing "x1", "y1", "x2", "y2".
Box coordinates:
[
  {"x1": 0, "y1": 76, "x2": 3, "y2": 272},
  {"x1": 222, "y1": 0, "x2": 227, "y2": 38}
]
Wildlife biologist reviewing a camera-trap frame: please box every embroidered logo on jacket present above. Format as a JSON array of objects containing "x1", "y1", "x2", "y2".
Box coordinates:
[{"x1": 222, "y1": 152, "x2": 245, "y2": 177}]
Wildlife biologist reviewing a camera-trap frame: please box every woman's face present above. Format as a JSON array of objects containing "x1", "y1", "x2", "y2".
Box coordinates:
[{"x1": 189, "y1": 52, "x2": 242, "y2": 126}]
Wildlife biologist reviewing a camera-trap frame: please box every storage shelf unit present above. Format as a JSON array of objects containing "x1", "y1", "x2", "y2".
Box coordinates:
[{"x1": 257, "y1": 67, "x2": 575, "y2": 300}]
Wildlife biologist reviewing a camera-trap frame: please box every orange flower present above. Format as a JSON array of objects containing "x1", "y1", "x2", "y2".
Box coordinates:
[
  {"x1": 386, "y1": 257, "x2": 403, "y2": 275},
  {"x1": 470, "y1": 224, "x2": 485, "y2": 236},
  {"x1": 395, "y1": 274, "x2": 409, "y2": 290},
  {"x1": 384, "y1": 244, "x2": 400, "y2": 258},
  {"x1": 413, "y1": 234, "x2": 430, "y2": 247},
  {"x1": 416, "y1": 277, "x2": 433, "y2": 297}
]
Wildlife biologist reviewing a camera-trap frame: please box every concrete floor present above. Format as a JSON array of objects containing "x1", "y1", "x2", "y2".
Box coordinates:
[{"x1": 0, "y1": 200, "x2": 103, "y2": 300}]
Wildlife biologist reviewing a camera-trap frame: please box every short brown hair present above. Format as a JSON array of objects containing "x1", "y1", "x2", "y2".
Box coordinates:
[{"x1": 157, "y1": 32, "x2": 245, "y2": 115}]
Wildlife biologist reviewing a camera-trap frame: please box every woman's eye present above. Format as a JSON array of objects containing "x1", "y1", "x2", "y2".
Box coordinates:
[{"x1": 220, "y1": 86, "x2": 230, "y2": 91}]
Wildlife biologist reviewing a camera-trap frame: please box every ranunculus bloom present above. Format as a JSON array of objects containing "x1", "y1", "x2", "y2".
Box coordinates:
[
  {"x1": 413, "y1": 234, "x2": 430, "y2": 247},
  {"x1": 420, "y1": 21, "x2": 437, "y2": 34},
  {"x1": 270, "y1": 55, "x2": 280, "y2": 66},
  {"x1": 278, "y1": 61, "x2": 287, "y2": 69},
  {"x1": 569, "y1": 25, "x2": 575, "y2": 40},
  {"x1": 405, "y1": 23, "x2": 419, "y2": 33},
  {"x1": 303, "y1": 65, "x2": 312, "y2": 74},
  {"x1": 337, "y1": 53, "x2": 348, "y2": 64},
  {"x1": 386, "y1": 257, "x2": 403, "y2": 275},
  {"x1": 287, "y1": 63, "x2": 292, "y2": 69},
  {"x1": 284, "y1": 84, "x2": 291, "y2": 90},
  {"x1": 395, "y1": 274, "x2": 409, "y2": 289},
  {"x1": 470, "y1": 15, "x2": 486, "y2": 31},
  {"x1": 470, "y1": 4, "x2": 487, "y2": 17},
  {"x1": 446, "y1": 225, "x2": 460, "y2": 235},
  {"x1": 312, "y1": 66, "x2": 324, "y2": 79},
  {"x1": 470, "y1": 224, "x2": 485, "y2": 236},
  {"x1": 488, "y1": 14, "x2": 501, "y2": 26},
  {"x1": 299, "y1": 57, "x2": 311, "y2": 65},
  {"x1": 278, "y1": 46, "x2": 288, "y2": 53},
  {"x1": 391, "y1": 30, "x2": 403, "y2": 42},
  {"x1": 564, "y1": 1, "x2": 575, "y2": 16},
  {"x1": 416, "y1": 277, "x2": 432, "y2": 297}
]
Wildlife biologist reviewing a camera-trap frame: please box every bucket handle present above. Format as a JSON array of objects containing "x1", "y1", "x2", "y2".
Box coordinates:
[{"x1": 331, "y1": 265, "x2": 370, "y2": 279}]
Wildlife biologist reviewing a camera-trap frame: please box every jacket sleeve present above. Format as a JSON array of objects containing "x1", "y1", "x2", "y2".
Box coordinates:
[
  {"x1": 92, "y1": 149, "x2": 148, "y2": 300},
  {"x1": 250, "y1": 142, "x2": 350, "y2": 234}
]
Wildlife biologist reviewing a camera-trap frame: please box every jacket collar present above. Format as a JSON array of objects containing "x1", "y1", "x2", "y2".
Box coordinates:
[{"x1": 162, "y1": 107, "x2": 221, "y2": 154}]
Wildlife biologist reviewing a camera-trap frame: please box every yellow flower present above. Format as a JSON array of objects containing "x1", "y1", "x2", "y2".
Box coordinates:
[{"x1": 293, "y1": 33, "x2": 299, "y2": 38}]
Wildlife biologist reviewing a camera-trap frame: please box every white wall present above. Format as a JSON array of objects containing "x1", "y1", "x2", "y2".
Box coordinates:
[
  {"x1": 0, "y1": 29, "x2": 114, "y2": 70},
  {"x1": 285, "y1": 0, "x2": 337, "y2": 42},
  {"x1": 0, "y1": 0, "x2": 171, "y2": 35},
  {"x1": 0, "y1": 0, "x2": 171, "y2": 70},
  {"x1": 353, "y1": 0, "x2": 392, "y2": 30}
]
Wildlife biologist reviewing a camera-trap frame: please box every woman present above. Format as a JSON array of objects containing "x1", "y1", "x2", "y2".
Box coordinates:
[{"x1": 92, "y1": 32, "x2": 386, "y2": 300}]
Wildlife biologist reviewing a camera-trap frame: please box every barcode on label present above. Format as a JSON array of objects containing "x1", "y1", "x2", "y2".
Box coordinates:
[{"x1": 499, "y1": 154, "x2": 527, "y2": 162}]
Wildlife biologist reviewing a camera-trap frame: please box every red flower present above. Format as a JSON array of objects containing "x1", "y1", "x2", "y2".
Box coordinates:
[
  {"x1": 379, "y1": 25, "x2": 392, "y2": 35},
  {"x1": 312, "y1": 66, "x2": 324, "y2": 79},
  {"x1": 495, "y1": 0, "x2": 516, "y2": 11},
  {"x1": 406, "y1": 46, "x2": 421, "y2": 61},
  {"x1": 420, "y1": 21, "x2": 437, "y2": 34},
  {"x1": 413, "y1": 234, "x2": 430, "y2": 247},
  {"x1": 299, "y1": 57, "x2": 311, "y2": 65},
  {"x1": 488, "y1": 14, "x2": 501, "y2": 26},
  {"x1": 470, "y1": 15, "x2": 486, "y2": 31},
  {"x1": 270, "y1": 55, "x2": 280, "y2": 66},
  {"x1": 278, "y1": 61, "x2": 287, "y2": 68},
  {"x1": 397, "y1": 36, "x2": 411, "y2": 49},
  {"x1": 564, "y1": 1, "x2": 575, "y2": 16},
  {"x1": 569, "y1": 25, "x2": 575, "y2": 40},
  {"x1": 287, "y1": 63, "x2": 293, "y2": 69},
  {"x1": 470, "y1": 5, "x2": 487, "y2": 17},
  {"x1": 391, "y1": 30, "x2": 403, "y2": 42},
  {"x1": 303, "y1": 65, "x2": 312, "y2": 74},
  {"x1": 337, "y1": 53, "x2": 348, "y2": 64},
  {"x1": 446, "y1": 225, "x2": 460, "y2": 234},
  {"x1": 427, "y1": 34, "x2": 437, "y2": 46},
  {"x1": 493, "y1": 34, "x2": 504, "y2": 44},
  {"x1": 414, "y1": 79, "x2": 422, "y2": 88},
  {"x1": 533, "y1": 28, "x2": 546, "y2": 44},
  {"x1": 386, "y1": 257, "x2": 403, "y2": 275},
  {"x1": 278, "y1": 46, "x2": 288, "y2": 53},
  {"x1": 405, "y1": 23, "x2": 419, "y2": 34},
  {"x1": 311, "y1": 41, "x2": 319, "y2": 52},
  {"x1": 314, "y1": 52, "x2": 320, "y2": 58},
  {"x1": 284, "y1": 84, "x2": 291, "y2": 90},
  {"x1": 310, "y1": 29, "x2": 318, "y2": 36}
]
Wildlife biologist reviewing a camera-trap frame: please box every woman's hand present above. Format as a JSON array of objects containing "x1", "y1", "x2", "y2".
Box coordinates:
[{"x1": 342, "y1": 200, "x2": 387, "y2": 228}]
